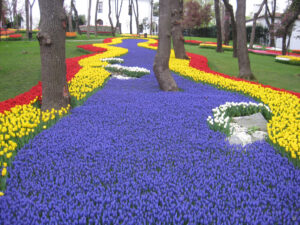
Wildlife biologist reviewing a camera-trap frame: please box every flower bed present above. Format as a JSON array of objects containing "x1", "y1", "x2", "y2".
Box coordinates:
[
  {"x1": 199, "y1": 43, "x2": 233, "y2": 51},
  {"x1": 0, "y1": 40, "x2": 130, "y2": 194},
  {"x1": 105, "y1": 64, "x2": 150, "y2": 77},
  {"x1": 275, "y1": 55, "x2": 300, "y2": 65},
  {"x1": 207, "y1": 102, "x2": 272, "y2": 136},
  {"x1": 138, "y1": 38, "x2": 300, "y2": 166},
  {"x1": 66, "y1": 32, "x2": 77, "y2": 38},
  {"x1": 184, "y1": 40, "x2": 203, "y2": 45},
  {"x1": 0, "y1": 38, "x2": 299, "y2": 224}
]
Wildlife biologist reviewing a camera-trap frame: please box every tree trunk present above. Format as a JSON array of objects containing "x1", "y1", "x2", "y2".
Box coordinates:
[
  {"x1": 37, "y1": 0, "x2": 70, "y2": 111},
  {"x1": 171, "y1": 0, "x2": 188, "y2": 59},
  {"x1": 108, "y1": 0, "x2": 116, "y2": 36},
  {"x1": 265, "y1": 0, "x2": 276, "y2": 47},
  {"x1": 25, "y1": 0, "x2": 29, "y2": 38},
  {"x1": 13, "y1": 0, "x2": 18, "y2": 28},
  {"x1": 236, "y1": 0, "x2": 255, "y2": 80},
  {"x1": 150, "y1": 0, "x2": 153, "y2": 35},
  {"x1": 95, "y1": 0, "x2": 99, "y2": 37},
  {"x1": 68, "y1": 5, "x2": 73, "y2": 32},
  {"x1": 153, "y1": 0, "x2": 179, "y2": 92},
  {"x1": 29, "y1": 0, "x2": 36, "y2": 32},
  {"x1": 132, "y1": 0, "x2": 139, "y2": 35},
  {"x1": 71, "y1": 0, "x2": 81, "y2": 34},
  {"x1": 214, "y1": 0, "x2": 223, "y2": 52},
  {"x1": 129, "y1": 0, "x2": 132, "y2": 34},
  {"x1": 223, "y1": 7, "x2": 230, "y2": 45},
  {"x1": 87, "y1": 0, "x2": 91, "y2": 38},
  {"x1": 223, "y1": 0, "x2": 237, "y2": 57},
  {"x1": 249, "y1": 0, "x2": 265, "y2": 49}
]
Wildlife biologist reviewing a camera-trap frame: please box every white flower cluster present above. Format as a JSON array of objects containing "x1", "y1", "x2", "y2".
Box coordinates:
[
  {"x1": 207, "y1": 102, "x2": 271, "y2": 132},
  {"x1": 105, "y1": 64, "x2": 150, "y2": 73},
  {"x1": 101, "y1": 58, "x2": 124, "y2": 63},
  {"x1": 275, "y1": 56, "x2": 290, "y2": 62}
]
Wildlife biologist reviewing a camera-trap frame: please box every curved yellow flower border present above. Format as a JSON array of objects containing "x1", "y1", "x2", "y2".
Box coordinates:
[{"x1": 138, "y1": 39, "x2": 300, "y2": 162}]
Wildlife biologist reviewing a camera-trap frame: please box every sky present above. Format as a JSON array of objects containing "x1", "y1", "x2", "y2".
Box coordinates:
[{"x1": 27, "y1": 0, "x2": 288, "y2": 29}]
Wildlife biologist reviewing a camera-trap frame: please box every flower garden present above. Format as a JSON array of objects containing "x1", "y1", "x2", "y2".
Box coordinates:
[{"x1": 0, "y1": 37, "x2": 299, "y2": 224}]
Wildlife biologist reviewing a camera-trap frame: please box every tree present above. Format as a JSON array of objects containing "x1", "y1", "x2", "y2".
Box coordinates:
[
  {"x1": 108, "y1": 0, "x2": 124, "y2": 36},
  {"x1": 264, "y1": 0, "x2": 277, "y2": 47},
  {"x1": 132, "y1": 0, "x2": 139, "y2": 34},
  {"x1": 150, "y1": 0, "x2": 153, "y2": 35},
  {"x1": 214, "y1": 0, "x2": 223, "y2": 52},
  {"x1": 25, "y1": 0, "x2": 29, "y2": 38},
  {"x1": 236, "y1": 0, "x2": 255, "y2": 80},
  {"x1": 12, "y1": 0, "x2": 18, "y2": 28},
  {"x1": 276, "y1": 0, "x2": 300, "y2": 55},
  {"x1": 129, "y1": 0, "x2": 133, "y2": 34},
  {"x1": 67, "y1": 1, "x2": 73, "y2": 32},
  {"x1": 71, "y1": 0, "x2": 81, "y2": 34},
  {"x1": 29, "y1": 0, "x2": 36, "y2": 32},
  {"x1": 171, "y1": 0, "x2": 189, "y2": 59},
  {"x1": 223, "y1": 6, "x2": 230, "y2": 45},
  {"x1": 222, "y1": 0, "x2": 237, "y2": 57},
  {"x1": 182, "y1": 1, "x2": 212, "y2": 30},
  {"x1": 37, "y1": 0, "x2": 70, "y2": 111},
  {"x1": 249, "y1": 0, "x2": 266, "y2": 49},
  {"x1": 153, "y1": 1, "x2": 159, "y2": 16},
  {"x1": 153, "y1": 0, "x2": 179, "y2": 91},
  {"x1": 95, "y1": 0, "x2": 99, "y2": 36},
  {"x1": 87, "y1": 0, "x2": 91, "y2": 38}
]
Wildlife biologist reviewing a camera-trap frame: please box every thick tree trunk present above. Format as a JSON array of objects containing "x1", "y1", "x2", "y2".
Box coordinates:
[
  {"x1": 236, "y1": 0, "x2": 255, "y2": 80},
  {"x1": 214, "y1": 0, "x2": 223, "y2": 52},
  {"x1": 37, "y1": 0, "x2": 70, "y2": 111},
  {"x1": 223, "y1": 0, "x2": 237, "y2": 57},
  {"x1": 25, "y1": 0, "x2": 29, "y2": 38},
  {"x1": 87, "y1": 0, "x2": 91, "y2": 38},
  {"x1": 153, "y1": 0, "x2": 179, "y2": 92},
  {"x1": 95, "y1": 0, "x2": 99, "y2": 37},
  {"x1": 282, "y1": 31, "x2": 288, "y2": 55},
  {"x1": 71, "y1": 0, "x2": 81, "y2": 34},
  {"x1": 223, "y1": 7, "x2": 230, "y2": 45},
  {"x1": 171, "y1": 0, "x2": 188, "y2": 59},
  {"x1": 250, "y1": 0, "x2": 265, "y2": 49}
]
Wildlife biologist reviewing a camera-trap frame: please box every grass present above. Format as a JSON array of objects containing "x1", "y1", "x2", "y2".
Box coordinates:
[
  {"x1": 0, "y1": 36, "x2": 299, "y2": 102},
  {"x1": 184, "y1": 43, "x2": 300, "y2": 93},
  {"x1": 0, "y1": 39, "x2": 105, "y2": 101}
]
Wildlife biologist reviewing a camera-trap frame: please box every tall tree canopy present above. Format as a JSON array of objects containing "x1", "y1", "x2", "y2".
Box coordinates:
[{"x1": 182, "y1": 0, "x2": 212, "y2": 29}]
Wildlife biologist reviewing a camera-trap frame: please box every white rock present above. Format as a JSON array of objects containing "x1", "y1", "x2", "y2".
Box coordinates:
[
  {"x1": 227, "y1": 132, "x2": 252, "y2": 146},
  {"x1": 251, "y1": 131, "x2": 267, "y2": 142}
]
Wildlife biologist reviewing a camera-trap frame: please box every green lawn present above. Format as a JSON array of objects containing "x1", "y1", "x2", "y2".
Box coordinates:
[
  {"x1": 184, "y1": 43, "x2": 300, "y2": 93},
  {"x1": 0, "y1": 37, "x2": 299, "y2": 102},
  {"x1": 0, "y1": 39, "x2": 108, "y2": 102}
]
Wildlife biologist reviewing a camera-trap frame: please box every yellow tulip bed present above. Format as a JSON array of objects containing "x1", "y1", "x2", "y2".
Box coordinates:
[
  {"x1": 199, "y1": 43, "x2": 233, "y2": 50},
  {"x1": 0, "y1": 37, "x2": 129, "y2": 194},
  {"x1": 275, "y1": 55, "x2": 300, "y2": 65},
  {"x1": 138, "y1": 38, "x2": 300, "y2": 165}
]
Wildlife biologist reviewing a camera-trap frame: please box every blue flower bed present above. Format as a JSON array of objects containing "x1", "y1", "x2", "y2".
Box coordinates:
[{"x1": 0, "y1": 39, "x2": 299, "y2": 224}]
